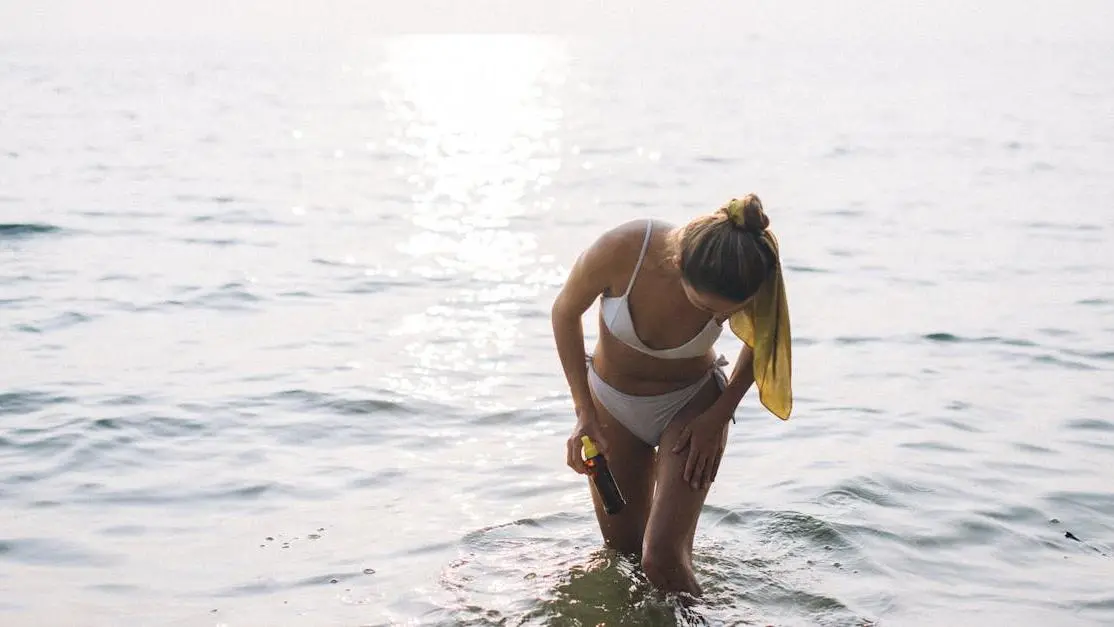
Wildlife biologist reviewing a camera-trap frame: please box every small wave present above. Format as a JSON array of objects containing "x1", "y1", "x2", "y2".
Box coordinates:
[
  {"x1": 699, "y1": 507, "x2": 882, "y2": 624},
  {"x1": 86, "y1": 583, "x2": 143, "y2": 595},
  {"x1": 1065, "y1": 418, "x2": 1113, "y2": 432},
  {"x1": 157, "y1": 282, "x2": 262, "y2": 310},
  {"x1": 823, "y1": 145, "x2": 865, "y2": 159},
  {"x1": 935, "y1": 416, "x2": 987, "y2": 434},
  {"x1": 210, "y1": 566, "x2": 376, "y2": 599},
  {"x1": 1013, "y1": 441, "x2": 1055, "y2": 454},
  {"x1": 693, "y1": 155, "x2": 736, "y2": 165},
  {"x1": 471, "y1": 407, "x2": 551, "y2": 426},
  {"x1": 95, "y1": 394, "x2": 148, "y2": 407},
  {"x1": 1032, "y1": 354, "x2": 1098, "y2": 371},
  {"x1": 1061, "y1": 348, "x2": 1114, "y2": 361},
  {"x1": 187, "y1": 207, "x2": 289, "y2": 227},
  {"x1": 311, "y1": 256, "x2": 360, "y2": 267},
  {"x1": 898, "y1": 439, "x2": 970, "y2": 454},
  {"x1": 577, "y1": 145, "x2": 635, "y2": 157},
  {"x1": 906, "y1": 517, "x2": 1011, "y2": 551},
  {"x1": 174, "y1": 193, "x2": 240, "y2": 205},
  {"x1": 1081, "y1": 596, "x2": 1114, "y2": 610},
  {"x1": 179, "y1": 237, "x2": 243, "y2": 247},
  {"x1": 75, "y1": 210, "x2": 162, "y2": 219},
  {"x1": 0, "y1": 537, "x2": 116, "y2": 567},
  {"x1": 265, "y1": 389, "x2": 409, "y2": 416},
  {"x1": 246, "y1": 389, "x2": 433, "y2": 446},
  {"x1": 922, "y1": 333, "x2": 1038, "y2": 348},
  {"x1": 13, "y1": 311, "x2": 93, "y2": 334},
  {"x1": 819, "y1": 208, "x2": 864, "y2": 217},
  {"x1": 2, "y1": 428, "x2": 80, "y2": 458},
  {"x1": 1024, "y1": 221, "x2": 1102, "y2": 232},
  {"x1": 713, "y1": 508, "x2": 858, "y2": 550},
  {"x1": 343, "y1": 278, "x2": 415, "y2": 294},
  {"x1": 976, "y1": 504, "x2": 1048, "y2": 525},
  {"x1": 91, "y1": 414, "x2": 206, "y2": 439},
  {"x1": 74, "y1": 481, "x2": 328, "y2": 507},
  {"x1": 3, "y1": 412, "x2": 212, "y2": 489},
  {"x1": 0, "y1": 295, "x2": 40, "y2": 307},
  {"x1": 833, "y1": 336, "x2": 883, "y2": 345},
  {"x1": 95, "y1": 273, "x2": 138, "y2": 283},
  {"x1": 345, "y1": 468, "x2": 407, "y2": 490},
  {"x1": 923, "y1": 332, "x2": 962, "y2": 343},
  {"x1": 0, "y1": 390, "x2": 75, "y2": 415},
  {"x1": 1046, "y1": 490, "x2": 1114, "y2": 517},
  {"x1": 0, "y1": 223, "x2": 61, "y2": 239}
]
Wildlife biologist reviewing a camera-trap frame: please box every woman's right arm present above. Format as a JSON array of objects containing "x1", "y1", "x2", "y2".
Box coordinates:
[{"x1": 550, "y1": 230, "x2": 624, "y2": 472}]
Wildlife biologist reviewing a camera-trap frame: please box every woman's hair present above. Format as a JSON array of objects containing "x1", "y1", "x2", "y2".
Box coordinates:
[{"x1": 669, "y1": 194, "x2": 777, "y2": 303}]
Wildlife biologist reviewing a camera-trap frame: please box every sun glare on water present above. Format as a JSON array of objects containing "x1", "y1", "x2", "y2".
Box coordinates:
[{"x1": 381, "y1": 35, "x2": 567, "y2": 406}]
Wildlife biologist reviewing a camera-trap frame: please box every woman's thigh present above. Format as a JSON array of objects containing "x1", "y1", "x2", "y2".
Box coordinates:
[
  {"x1": 585, "y1": 390, "x2": 656, "y2": 555},
  {"x1": 644, "y1": 376, "x2": 726, "y2": 555}
]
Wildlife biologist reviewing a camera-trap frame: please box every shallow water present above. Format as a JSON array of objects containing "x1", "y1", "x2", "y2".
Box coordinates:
[{"x1": 2, "y1": 3, "x2": 1114, "y2": 625}]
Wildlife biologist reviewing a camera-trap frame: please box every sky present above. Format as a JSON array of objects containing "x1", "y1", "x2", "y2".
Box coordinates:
[{"x1": 1, "y1": 0, "x2": 1111, "y2": 44}]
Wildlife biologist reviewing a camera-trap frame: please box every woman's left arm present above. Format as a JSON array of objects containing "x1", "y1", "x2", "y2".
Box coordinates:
[{"x1": 672, "y1": 344, "x2": 755, "y2": 490}]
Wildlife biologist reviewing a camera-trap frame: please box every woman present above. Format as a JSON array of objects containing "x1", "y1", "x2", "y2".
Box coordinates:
[{"x1": 550, "y1": 194, "x2": 793, "y2": 596}]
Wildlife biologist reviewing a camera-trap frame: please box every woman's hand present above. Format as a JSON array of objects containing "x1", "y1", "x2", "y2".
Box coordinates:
[
  {"x1": 671, "y1": 408, "x2": 731, "y2": 490},
  {"x1": 566, "y1": 406, "x2": 609, "y2": 475}
]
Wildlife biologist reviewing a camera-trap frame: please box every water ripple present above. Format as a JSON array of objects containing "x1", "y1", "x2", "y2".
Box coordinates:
[
  {"x1": 2, "y1": 24, "x2": 1113, "y2": 627},
  {"x1": 922, "y1": 332, "x2": 1038, "y2": 347},
  {"x1": 0, "y1": 537, "x2": 116, "y2": 567},
  {"x1": 211, "y1": 568, "x2": 377, "y2": 599},
  {"x1": 0, "y1": 223, "x2": 61, "y2": 238},
  {"x1": 263, "y1": 389, "x2": 413, "y2": 417},
  {"x1": 1066, "y1": 418, "x2": 1113, "y2": 432},
  {"x1": 72, "y1": 481, "x2": 326, "y2": 506},
  {"x1": 13, "y1": 311, "x2": 94, "y2": 334},
  {"x1": 161, "y1": 282, "x2": 262, "y2": 310},
  {"x1": 434, "y1": 513, "x2": 688, "y2": 626},
  {"x1": 0, "y1": 390, "x2": 75, "y2": 415}
]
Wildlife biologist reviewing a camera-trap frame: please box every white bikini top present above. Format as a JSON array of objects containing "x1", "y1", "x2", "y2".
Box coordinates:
[{"x1": 600, "y1": 220, "x2": 724, "y2": 359}]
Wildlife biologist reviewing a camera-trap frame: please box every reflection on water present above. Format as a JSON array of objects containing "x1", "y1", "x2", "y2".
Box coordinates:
[{"x1": 381, "y1": 35, "x2": 566, "y2": 406}]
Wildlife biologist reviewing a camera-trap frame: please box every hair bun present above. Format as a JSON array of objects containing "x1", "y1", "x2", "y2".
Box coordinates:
[{"x1": 723, "y1": 194, "x2": 769, "y2": 233}]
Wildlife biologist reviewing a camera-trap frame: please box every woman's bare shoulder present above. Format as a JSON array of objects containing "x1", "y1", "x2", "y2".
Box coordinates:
[
  {"x1": 554, "y1": 219, "x2": 655, "y2": 310},
  {"x1": 580, "y1": 218, "x2": 666, "y2": 268},
  {"x1": 565, "y1": 219, "x2": 653, "y2": 284}
]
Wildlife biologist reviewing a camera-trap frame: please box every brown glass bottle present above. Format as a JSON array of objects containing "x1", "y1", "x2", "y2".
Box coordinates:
[{"x1": 581, "y1": 435, "x2": 626, "y2": 515}]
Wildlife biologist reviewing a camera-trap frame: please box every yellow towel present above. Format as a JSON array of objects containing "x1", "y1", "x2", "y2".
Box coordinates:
[{"x1": 727, "y1": 229, "x2": 793, "y2": 420}]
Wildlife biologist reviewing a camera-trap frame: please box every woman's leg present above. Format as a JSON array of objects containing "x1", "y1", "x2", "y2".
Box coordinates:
[
  {"x1": 640, "y1": 376, "x2": 725, "y2": 595},
  {"x1": 585, "y1": 390, "x2": 656, "y2": 556}
]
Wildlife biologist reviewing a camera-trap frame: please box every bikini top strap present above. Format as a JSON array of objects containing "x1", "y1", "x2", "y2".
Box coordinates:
[{"x1": 623, "y1": 219, "x2": 653, "y2": 296}]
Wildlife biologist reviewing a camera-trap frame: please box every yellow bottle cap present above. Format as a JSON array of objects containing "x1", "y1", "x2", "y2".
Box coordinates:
[{"x1": 581, "y1": 435, "x2": 599, "y2": 459}]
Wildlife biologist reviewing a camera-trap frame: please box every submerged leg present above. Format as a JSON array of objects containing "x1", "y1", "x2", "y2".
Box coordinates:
[
  {"x1": 641, "y1": 377, "x2": 725, "y2": 596},
  {"x1": 584, "y1": 390, "x2": 656, "y2": 556}
]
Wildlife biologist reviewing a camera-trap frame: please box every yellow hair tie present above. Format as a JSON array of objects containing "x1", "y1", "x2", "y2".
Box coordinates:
[
  {"x1": 724, "y1": 198, "x2": 746, "y2": 227},
  {"x1": 721, "y1": 195, "x2": 769, "y2": 232}
]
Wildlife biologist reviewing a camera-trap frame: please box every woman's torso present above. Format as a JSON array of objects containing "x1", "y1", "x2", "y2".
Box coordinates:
[{"x1": 591, "y1": 219, "x2": 726, "y2": 395}]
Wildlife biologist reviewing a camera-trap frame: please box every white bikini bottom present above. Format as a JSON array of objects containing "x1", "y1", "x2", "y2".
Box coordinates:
[{"x1": 585, "y1": 354, "x2": 728, "y2": 447}]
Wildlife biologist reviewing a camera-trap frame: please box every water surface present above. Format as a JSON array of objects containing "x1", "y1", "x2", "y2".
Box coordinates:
[{"x1": 2, "y1": 4, "x2": 1113, "y2": 625}]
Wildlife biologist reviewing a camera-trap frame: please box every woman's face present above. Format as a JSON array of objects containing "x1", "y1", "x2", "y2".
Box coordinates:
[{"x1": 681, "y1": 280, "x2": 749, "y2": 318}]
